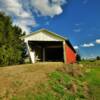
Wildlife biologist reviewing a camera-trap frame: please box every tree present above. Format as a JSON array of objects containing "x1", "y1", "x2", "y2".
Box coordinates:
[
  {"x1": 76, "y1": 53, "x2": 81, "y2": 62},
  {"x1": 0, "y1": 12, "x2": 25, "y2": 66},
  {"x1": 96, "y1": 56, "x2": 100, "y2": 60}
]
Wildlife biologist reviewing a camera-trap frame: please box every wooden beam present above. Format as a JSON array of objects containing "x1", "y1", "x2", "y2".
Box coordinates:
[
  {"x1": 46, "y1": 45, "x2": 62, "y2": 48},
  {"x1": 43, "y1": 47, "x2": 45, "y2": 62},
  {"x1": 25, "y1": 41, "x2": 32, "y2": 63},
  {"x1": 26, "y1": 41, "x2": 35, "y2": 63},
  {"x1": 63, "y1": 41, "x2": 67, "y2": 64}
]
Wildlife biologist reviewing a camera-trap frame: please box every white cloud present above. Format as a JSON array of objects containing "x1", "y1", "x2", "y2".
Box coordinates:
[
  {"x1": 13, "y1": 18, "x2": 36, "y2": 34},
  {"x1": 30, "y1": 0, "x2": 67, "y2": 17},
  {"x1": 81, "y1": 43, "x2": 94, "y2": 47},
  {"x1": 74, "y1": 46, "x2": 79, "y2": 49},
  {"x1": 96, "y1": 39, "x2": 100, "y2": 44},
  {"x1": 0, "y1": 0, "x2": 35, "y2": 33},
  {"x1": 73, "y1": 28, "x2": 81, "y2": 32},
  {"x1": 75, "y1": 23, "x2": 80, "y2": 26},
  {"x1": 83, "y1": 0, "x2": 88, "y2": 4},
  {"x1": 0, "y1": 0, "x2": 31, "y2": 18},
  {"x1": 0, "y1": 0, "x2": 67, "y2": 33}
]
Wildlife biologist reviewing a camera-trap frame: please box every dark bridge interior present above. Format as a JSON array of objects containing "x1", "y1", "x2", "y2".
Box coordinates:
[{"x1": 28, "y1": 41, "x2": 64, "y2": 62}]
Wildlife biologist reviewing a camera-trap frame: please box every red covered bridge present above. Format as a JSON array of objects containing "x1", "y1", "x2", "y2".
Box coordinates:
[{"x1": 21, "y1": 29, "x2": 76, "y2": 64}]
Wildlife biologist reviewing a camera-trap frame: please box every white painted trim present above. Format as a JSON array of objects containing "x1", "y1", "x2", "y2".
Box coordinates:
[
  {"x1": 63, "y1": 41, "x2": 66, "y2": 64},
  {"x1": 26, "y1": 41, "x2": 35, "y2": 63}
]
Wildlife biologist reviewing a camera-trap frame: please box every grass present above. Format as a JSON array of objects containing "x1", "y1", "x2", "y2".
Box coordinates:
[
  {"x1": 80, "y1": 60, "x2": 100, "y2": 100},
  {"x1": 49, "y1": 71, "x2": 87, "y2": 99},
  {"x1": 84, "y1": 67, "x2": 100, "y2": 100},
  {"x1": 0, "y1": 62, "x2": 64, "y2": 100},
  {"x1": 0, "y1": 61, "x2": 100, "y2": 100}
]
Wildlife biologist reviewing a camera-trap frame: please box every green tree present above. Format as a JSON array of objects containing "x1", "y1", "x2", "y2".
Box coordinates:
[
  {"x1": 0, "y1": 12, "x2": 25, "y2": 66},
  {"x1": 76, "y1": 54, "x2": 81, "y2": 62},
  {"x1": 96, "y1": 56, "x2": 100, "y2": 60}
]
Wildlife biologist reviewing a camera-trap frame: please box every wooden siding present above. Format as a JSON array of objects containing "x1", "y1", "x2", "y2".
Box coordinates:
[
  {"x1": 24, "y1": 31, "x2": 64, "y2": 42},
  {"x1": 22, "y1": 29, "x2": 76, "y2": 64},
  {"x1": 65, "y1": 44, "x2": 76, "y2": 64}
]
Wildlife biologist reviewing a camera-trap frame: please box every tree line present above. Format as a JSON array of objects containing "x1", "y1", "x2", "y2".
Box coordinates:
[{"x1": 0, "y1": 12, "x2": 26, "y2": 66}]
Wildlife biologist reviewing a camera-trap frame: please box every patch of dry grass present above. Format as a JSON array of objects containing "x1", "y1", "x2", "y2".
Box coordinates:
[
  {"x1": 0, "y1": 61, "x2": 99, "y2": 100},
  {"x1": 0, "y1": 62, "x2": 63, "y2": 99}
]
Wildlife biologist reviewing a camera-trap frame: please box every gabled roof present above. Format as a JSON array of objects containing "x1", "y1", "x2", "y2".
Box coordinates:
[
  {"x1": 21, "y1": 28, "x2": 76, "y2": 53},
  {"x1": 21, "y1": 28, "x2": 68, "y2": 41}
]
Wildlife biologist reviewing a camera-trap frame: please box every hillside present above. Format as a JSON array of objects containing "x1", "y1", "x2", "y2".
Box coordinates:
[
  {"x1": 0, "y1": 61, "x2": 100, "y2": 100},
  {"x1": 0, "y1": 62, "x2": 63, "y2": 99}
]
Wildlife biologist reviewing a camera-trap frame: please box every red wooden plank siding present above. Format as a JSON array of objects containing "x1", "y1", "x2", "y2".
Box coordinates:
[{"x1": 65, "y1": 44, "x2": 76, "y2": 64}]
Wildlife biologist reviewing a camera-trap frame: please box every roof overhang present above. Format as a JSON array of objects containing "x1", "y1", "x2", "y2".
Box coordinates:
[
  {"x1": 21, "y1": 28, "x2": 76, "y2": 53},
  {"x1": 21, "y1": 28, "x2": 68, "y2": 41}
]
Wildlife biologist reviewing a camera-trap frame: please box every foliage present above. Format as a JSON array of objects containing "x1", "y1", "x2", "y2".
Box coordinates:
[
  {"x1": 96, "y1": 56, "x2": 100, "y2": 60},
  {"x1": 0, "y1": 12, "x2": 25, "y2": 66},
  {"x1": 76, "y1": 53, "x2": 81, "y2": 61}
]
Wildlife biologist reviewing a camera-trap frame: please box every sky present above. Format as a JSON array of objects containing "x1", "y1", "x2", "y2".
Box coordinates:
[{"x1": 0, "y1": 0, "x2": 100, "y2": 58}]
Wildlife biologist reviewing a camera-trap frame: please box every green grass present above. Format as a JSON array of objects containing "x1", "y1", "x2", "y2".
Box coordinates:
[
  {"x1": 33, "y1": 61, "x2": 100, "y2": 100},
  {"x1": 0, "y1": 61, "x2": 100, "y2": 100},
  {"x1": 79, "y1": 60, "x2": 100, "y2": 100},
  {"x1": 85, "y1": 67, "x2": 100, "y2": 100},
  {"x1": 34, "y1": 69, "x2": 87, "y2": 100},
  {"x1": 34, "y1": 92, "x2": 58, "y2": 100}
]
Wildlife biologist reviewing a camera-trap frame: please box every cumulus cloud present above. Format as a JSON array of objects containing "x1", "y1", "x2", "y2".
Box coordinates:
[
  {"x1": 74, "y1": 46, "x2": 79, "y2": 49},
  {"x1": 13, "y1": 18, "x2": 36, "y2": 33},
  {"x1": 30, "y1": 0, "x2": 67, "y2": 17},
  {"x1": 0, "y1": 0, "x2": 67, "y2": 33},
  {"x1": 96, "y1": 39, "x2": 100, "y2": 44},
  {"x1": 81, "y1": 43, "x2": 94, "y2": 47},
  {"x1": 0, "y1": 0, "x2": 35, "y2": 33}
]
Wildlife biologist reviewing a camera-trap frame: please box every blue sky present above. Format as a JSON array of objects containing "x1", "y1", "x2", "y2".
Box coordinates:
[{"x1": 0, "y1": 0, "x2": 100, "y2": 58}]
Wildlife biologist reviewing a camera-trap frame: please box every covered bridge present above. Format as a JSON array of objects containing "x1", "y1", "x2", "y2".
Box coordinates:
[{"x1": 21, "y1": 29, "x2": 76, "y2": 64}]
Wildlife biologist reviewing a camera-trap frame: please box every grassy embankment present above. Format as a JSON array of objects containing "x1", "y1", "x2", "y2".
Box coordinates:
[
  {"x1": 80, "y1": 60, "x2": 100, "y2": 100},
  {"x1": 0, "y1": 61, "x2": 100, "y2": 100}
]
